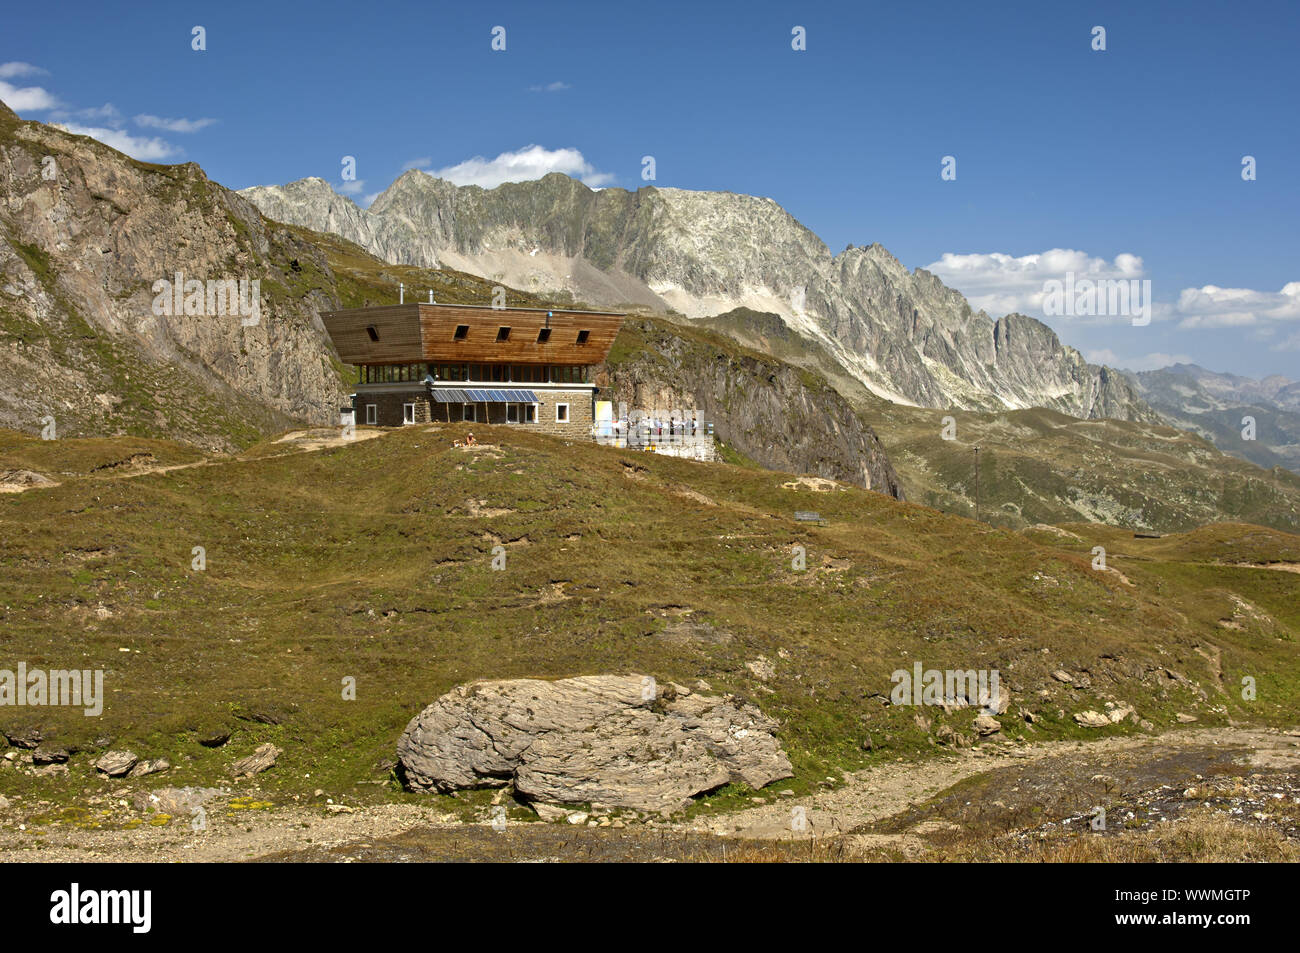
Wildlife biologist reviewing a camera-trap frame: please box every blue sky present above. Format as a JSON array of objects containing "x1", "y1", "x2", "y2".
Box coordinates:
[{"x1": 4, "y1": 0, "x2": 1297, "y2": 379}]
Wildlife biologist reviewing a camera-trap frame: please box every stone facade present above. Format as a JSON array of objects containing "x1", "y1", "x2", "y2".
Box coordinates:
[
  {"x1": 355, "y1": 386, "x2": 593, "y2": 439},
  {"x1": 355, "y1": 390, "x2": 430, "y2": 427}
]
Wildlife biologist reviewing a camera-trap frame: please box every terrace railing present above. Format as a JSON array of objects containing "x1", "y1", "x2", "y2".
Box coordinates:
[{"x1": 591, "y1": 421, "x2": 714, "y2": 449}]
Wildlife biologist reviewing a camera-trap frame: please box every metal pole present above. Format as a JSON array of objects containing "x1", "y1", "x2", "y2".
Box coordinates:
[{"x1": 974, "y1": 446, "x2": 981, "y2": 523}]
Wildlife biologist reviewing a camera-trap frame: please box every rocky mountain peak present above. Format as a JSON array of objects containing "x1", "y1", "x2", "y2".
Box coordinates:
[{"x1": 240, "y1": 170, "x2": 1157, "y2": 422}]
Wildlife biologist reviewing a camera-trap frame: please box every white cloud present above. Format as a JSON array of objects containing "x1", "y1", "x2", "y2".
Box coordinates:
[
  {"x1": 0, "y1": 62, "x2": 49, "y2": 79},
  {"x1": 1174, "y1": 283, "x2": 1300, "y2": 329},
  {"x1": 401, "y1": 157, "x2": 432, "y2": 171},
  {"x1": 361, "y1": 192, "x2": 384, "y2": 208},
  {"x1": 135, "y1": 114, "x2": 216, "y2": 133},
  {"x1": 0, "y1": 79, "x2": 60, "y2": 111},
  {"x1": 337, "y1": 179, "x2": 367, "y2": 196},
  {"x1": 49, "y1": 122, "x2": 180, "y2": 161},
  {"x1": 924, "y1": 248, "x2": 1146, "y2": 321},
  {"x1": 1085, "y1": 349, "x2": 1195, "y2": 372},
  {"x1": 528, "y1": 81, "x2": 571, "y2": 92},
  {"x1": 51, "y1": 103, "x2": 122, "y2": 124},
  {"x1": 431, "y1": 145, "x2": 614, "y2": 189}
]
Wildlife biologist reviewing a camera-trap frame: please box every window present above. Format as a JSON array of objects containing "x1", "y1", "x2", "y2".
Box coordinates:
[
  {"x1": 366, "y1": 325, "x2": 379, "y2": 342},
  {"x1": 507, "y1": 403, "x2": 519, "y2": 424},
  {"x1": 462, "y1": 404, "x2": 476, "y2": 422},
  {"x1": 496, "y1": 326, "x2": 511, "y2": 342},
  {"x1": 365, "y1": 404, "x2": 377, "y2": 425},
  {"x1": 453, "y1": 325, "x2": 469, "y2": 340},
  {"x1": 537, "y1": 327, "x2": 551, "y2": 343},
  {"x1": 524, "y1": 404, "x2": 537, "y2": 423},
  {"x1": 556, "y1": 403, "x2": 569, "y2": 423},
  {"x1": 402, "y1": 403, "x2": 416, "y2": 425},
  {"x1": 576, "y1": 329, "x2": 590, "y2": 345}
]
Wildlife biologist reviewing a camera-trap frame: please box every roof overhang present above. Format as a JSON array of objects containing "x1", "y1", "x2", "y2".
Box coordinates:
[{"x1": 319, "y1": 302, "x2": 626, "y2": 365}]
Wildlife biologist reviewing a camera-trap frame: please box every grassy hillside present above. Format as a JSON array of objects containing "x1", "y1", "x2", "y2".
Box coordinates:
[
  {"x1": 874, "y1": 401, "x2": 1300, "y2": 534},
  {"x1": 2, "y1": 424, "x2": 1296, "y2": 823}
]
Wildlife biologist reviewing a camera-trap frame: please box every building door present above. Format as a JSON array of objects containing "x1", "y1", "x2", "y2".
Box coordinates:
[{"x1": 462, "y1": 404, "x2": 476, "y2": 422}]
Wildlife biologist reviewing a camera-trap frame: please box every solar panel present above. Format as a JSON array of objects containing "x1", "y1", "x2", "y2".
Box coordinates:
[{"x1": 429, "y1": 388, "x2": 539, "y2": 403}]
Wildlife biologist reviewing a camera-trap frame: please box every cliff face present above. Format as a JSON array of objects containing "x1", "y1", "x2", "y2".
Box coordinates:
[
  {"x1": 242, "y1": 171, "x2": 1157, "y2": 423},
  {"x1": 0, "y1": 103, "x2": 348, "y2": 449},
  {"x1": 601, "y1": 319, "x2": 905, "y2": 499}
]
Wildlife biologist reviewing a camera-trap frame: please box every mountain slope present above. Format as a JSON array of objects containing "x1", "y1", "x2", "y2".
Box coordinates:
[
  {"x1": 0, "y1": 100, "x2": 358, "y2": 450},
  {"x1": 669, "y1": 308, "x2": 1300, "y2": 534},
  {"x1": 239, "y1": 172, "x2": 1155, "y2": 423},
  {"x1": 1128, "y1": 364, "x2": 1300, "y2": 473},
  {"x1": 0, "y1": 105, "x2": 910, "y2": 497},
  {"x1": 602, "y1": 318, "x2": 904, "y2": 498}
]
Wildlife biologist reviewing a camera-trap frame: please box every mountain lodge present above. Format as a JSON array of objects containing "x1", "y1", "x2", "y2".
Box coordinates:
[{"x1": 319, "y1": 303, "x2": 625, "y2": 437}]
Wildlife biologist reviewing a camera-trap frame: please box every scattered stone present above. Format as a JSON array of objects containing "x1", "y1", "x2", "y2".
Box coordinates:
[
  {"x1": 95, "y1": 751, "x2": 139, "y2": 776},
  {"x1": 1051, "y1": 670, "x2": 1073, "y2": 684},
  {"x1": 1073, "y1": 711, "x2": 1111, "y2": 728},
  {"x1": 133, "y1": 786, "x2": 224, "y2": 815},
  {"x1": 198, "y1": 730, "x2": 230, "y2": 748},
  {"x1": 32, "y1": 746, "x2": 69, "y2": 765},
  {"x1": 397, "y1": 674, "x2": 794, "y2": 813},
  {"x1": 1108, "y1": 705, "x2": 1136, "y2": 724},
  {"x1": 935, "y1": 724, "x2": 972, "y2": 748},
  {"x1": 229, "y1": 743, "x2": 281, "y2": 778},
  {"x1": 128, "y1": 758, "x2": 170, "y2": 778},
  {"x1": 531, "y1": 802, "x2": 570, "y2": 822},
  {"x1": 0, "y1": 468, "x2": 53, "y2": 487},
  {"x1": 745, "y1": 656, "x2": 776, "y2": 681},
  {"x1": 1176, "y1": 713, "x2": 1198, "y2": 723},
  {"x1": 566, "y1": 812, "x2": 589, "y2": 825},
  {"x1": 983, "y1": 685, "x2": 1012, "y2": 715},
  {"x1": 973, "y1": 712, "x2": 1001, "y2": 736},
  {"x1": 3, "y1": 726, "x2": 42, "y2": 749}
]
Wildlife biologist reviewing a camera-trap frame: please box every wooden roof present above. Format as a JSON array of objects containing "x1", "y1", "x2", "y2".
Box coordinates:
[{"x1": 319, "y1": 303, "x2": 625, "y2": 365}]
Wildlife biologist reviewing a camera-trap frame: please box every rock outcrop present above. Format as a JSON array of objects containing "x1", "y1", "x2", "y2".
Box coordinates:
[
  {"x1": 602, "y1": 318, "x2": 904, "y2": 499},
  {"x1": 397, "y1": 674, "x2": 794, "y2": 814},
  {"x1": 1, "y1": 103, "x2": 348, "y2": 449},
  {"x1": 241, "y1": 171, "x2": 1156, "y2": 422}
]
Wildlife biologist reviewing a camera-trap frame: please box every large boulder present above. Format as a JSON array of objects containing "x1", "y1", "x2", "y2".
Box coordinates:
[{"x1": 397, "y1": 674, "x2": 794, "y2": 814}]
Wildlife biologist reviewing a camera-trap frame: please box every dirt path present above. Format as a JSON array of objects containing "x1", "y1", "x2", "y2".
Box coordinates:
[
  {"x1": 0, "y1": 427, "x2": 390, "y2": 494},
  {"x1": 674, "y1": 726, "x2": 1300, "y2": 848},
  {"x1": 5, "y1": 724, "x2": 1296, "y2": 863}
]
